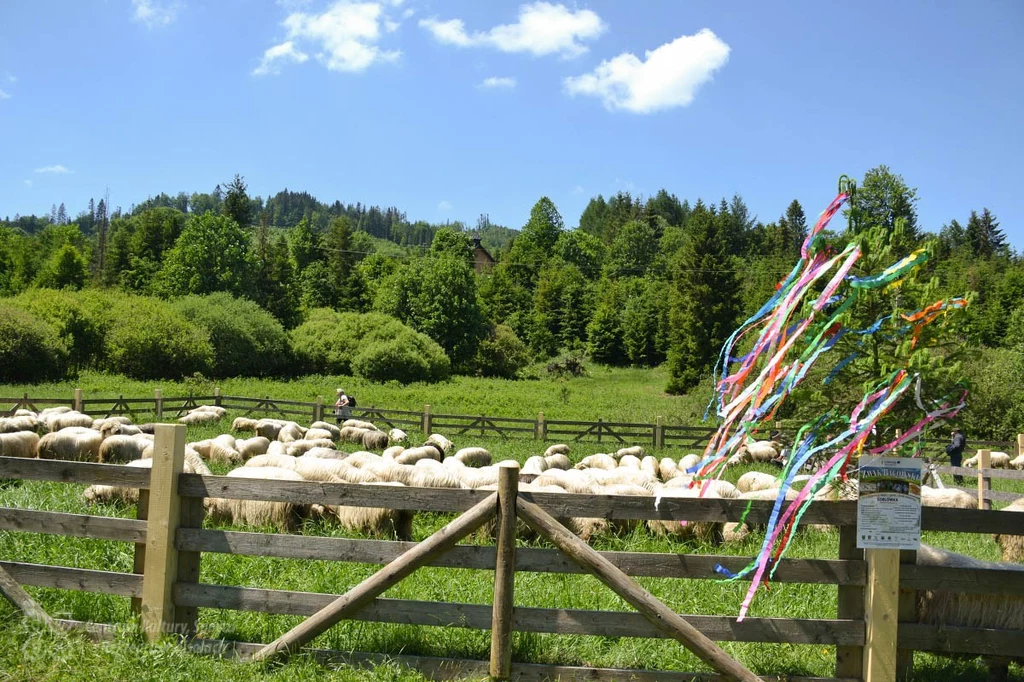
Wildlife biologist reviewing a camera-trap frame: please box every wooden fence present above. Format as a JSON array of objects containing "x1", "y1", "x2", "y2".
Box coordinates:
[{"x1": 2, "y1": 427, "x2": 1024, "y2": 682}]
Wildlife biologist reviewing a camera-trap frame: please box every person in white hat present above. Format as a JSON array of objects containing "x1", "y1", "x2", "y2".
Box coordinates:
[{"x1": 334, "y1": 388, "x2": 351, "y2": 424}]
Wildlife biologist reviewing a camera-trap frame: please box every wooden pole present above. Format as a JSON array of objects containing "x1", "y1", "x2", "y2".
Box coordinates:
[
  {"x1": 250, "y1": 492, "x2": 498, "y2": 663},
  {"x1": 1018, "y1": 433, "x2": 1024, "y2": 458},
  {"x1": 896, "y1": 549, "x2": 917, "y2": 682},
  {"x1": 175, "y1": 493, "x2": 205, "y2": 637},
  {"x1": 154, "y1": 389, "x2": 163, "y2": 420},
  {"x1": 0, "y1": 563, "x2": 56, "y2": 629},
  {"x1": 422, "y1": 404, "x2": 432, "y2": 436},
  {"x1": 214, "y1": 387, "x2": 222, "y2": 407},
  {"x1": 655, "y1": 416, "x2": 664, "y2": 449},
  {"x1": 314, "y1": 396, "x2": 323, "y2": 423},
  {"x1": 73, "y1": 388, "x2": 83, "y2": 413},
  {"x1": 140, "y1": 424, "x2": 187, "y2": 641},
  {"x1": 515, "y1": 497, "x2": 760, "y2": 682},
  {"x1": 536, "y1": 411, "x2": 546, "y2": 441},
  {"x1": 489, "y1": 462, "x2": 519, "y2": 680},
  {"x1": 835, "y1": 524, "x2": 865, "y2": 679},
  {"x1": 978, "y1": 449, "x2": 991, "y2": 510},
  {"x1": 863, "y1": 548, "x2": 900, "y2": 682},
  {"x1": 131, "y1": 489, "x2": 150, "y2": 615}
]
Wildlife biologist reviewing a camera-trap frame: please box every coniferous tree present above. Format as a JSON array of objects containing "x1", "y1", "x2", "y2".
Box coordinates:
[
  {"x1": 223, "y1": 174, "x2": 253, "y2": 228},
  {"x1": 966, "y1": 208, "x2": 1006, "y2": 259},
  {"x1": 324, "y1": 216, "x2": 366, "y2": 312}
]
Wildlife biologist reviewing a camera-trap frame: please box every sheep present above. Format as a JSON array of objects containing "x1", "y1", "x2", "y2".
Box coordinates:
[
  {"x1": 136, "y1": 423, "x2": 158, "y2": 434},
  {"x1": 235, "y1": 436, "x2": 271, "y2": 460},
  {"x1": 98, "y1": 434, "x2": 154, "y2": 463},
  {"x1": 442, "y1": 456, "x2": 466, "y2": 471},
  {"x1": 276, "y1": 422, "x2": 305, "y2": 443},
  {"x1": 415, "y1": 458, "x2": 443, "y2": 470},
  {"x1": 659, "y1": 457, "x2": 679, "y2": 482},
  {"x1": 544, "y1": 444, "x2": 570, "y2": 458},
  {"x1": 310, "y1": 481, "x2": 414, "y2": 540},
  {"x1": 618, "y1": 455, "x2": 642, "y2": 470},
  {"x1": 453, "y1": 447, "x2": 491, "y2": 467},
  {"x1": 344, "y1": 451, "x2": 386, "y2": 468},
  {"x1": 83, "y1": 454, "x2": 210, "y2": 505},
  {"x1": 205, "y1": 467, "x2": 308, "y2": 531},
  {"x1": 309, "y1": 421, "x2": 341, "y2": 440},
  {"x1": 963, "y1": 451, "x2": 1012, "y2": 469},
  {"x1": 522, "y1": 456, "x2": 548, "y2": 476},
  {"x1": 91, "y1": 416, "x2": 132, "y2": 433},
  {"x1": 284, "y1": 439, "x2": 335, "y2": 457},
  {"x1": 266, "y1": 441, "x2": 287, "y2": 456},
  {"x1": 342, "y1": 419, "x2": 380, "y2": 431},
  {"x1": 544, "y1": 453, "x2": 570, "y2": 471},
  {"x1": 586, "y1": 468, "x2": 658, "y2": 493},
  {"x1": 362, "y1": 429, "x2": 390, "y2": 451},
  {"x1": 533, "y1": 469, "x2": 598, "y2": 495},
  {"x1": 46, "y1": 410, "x2": 94, "y2": 431},
  {"x1": 300, "y1": 447, "x2": 348, "y2": 460},
  {"x1": 737, "y1": 471, "x2": 778, "y2": 494},
  {"x1": 388, "y1": 428, "x2": 408, "y2": 445},
  {"x1": 178, "y1": 405, "x2": 226, "y2": 426},
  {"x1": 1010, "y1": 454, "x2": 1024, "y2": 470},
  {"x1": 0, "y1": 431, "x2": 40, "y2": 458},
  {"x1": 601, "y1": 483, "x2": 652, "y2": 534},
  {"x1": 405, "y1": 467, "x2": 464, "y2": 489},
  {"x1": 921, "y1": 486, "x2": 977, "y2": 509},
  {"x1": 0, "y1": 415, "x2": 40, "y2": 434},
  {"x1": 208, "y1": 434, "x2": 243, "y2": 465},
  {"x1": 255, "y1": 418, "x2": 288, "y2": 440},
  {"x1": 679, "y1": 454, "x2": 702, "y2": 473},
  {"x1": 640, "y1": 456, "x2": 659, "y2": 479},
  {"x1": 339, "y1": 426, "x2": 369, "y2": 444},
  {"x1": 459, "y1": 466, "x2": 500, "y2": 489},
  {"x1": 37, "y1": 427, "x2": 103, "y2": 461},
  {"x1": 245, "y1": 453, "x2": 298, "y2": 470},
  {"x1": 232, "y1": 417, "x2": 259, "y2": 433},
  {"x1": 616, "y1": 446, "x2": 645, "y2": 459},
  {"x1": 647, "y1": 487, "x2": 724, "y2": 543},
  {"x1": 97, "y1": 421, "x2": 142, "y2": 438},
  {"x1": 13, "y1": 409, "x2": 37, "y2": 418},
  {"x1": 663, "y1": 475, "x2": 695, "y2": 489},
  {"x1": 383, "y1": 445, "x2": 405, "y2": 460},
  {"x1": 36, "y1": 406, "x2": 72, "y2": 424},
  {"x1": 994, "y1": 498, "x2": 1024, "y2": 564},
  {"x1": 304, "y1": 428, "x2": 336, "y2": 442},
  {"x1": 395, "y1": 446, "x2": 442, "y2": 466},
  {"x1": 425, "y1": 433, "x2": 454, "y2": 456},
  {"x1": 576, "y1": 454, "x2": 617, "y2": 471}
]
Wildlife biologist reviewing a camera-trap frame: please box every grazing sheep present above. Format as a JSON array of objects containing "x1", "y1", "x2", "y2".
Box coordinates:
[
  {"x1": 921, "y1": 486, "x2": 977, "y2": 509},
  {"x1": 544, "y1": 444, "x2": 570, "y2": 458},
  {"x1": 362, "y1": 429, "x2": 390, "y2": 451},
  {"x1": 453, "y1": 447, "x2": 491, "y2": 467},
  {"x1": 1010, "y1": 454, "x2": 1024, "y2": 470},
  {"x1": 208, "y1": 434, "x2": 243, "y2": 465},
  {"x1": 344, "y1": 451, "x2": 385, "y2": 468},
  {"x1": 994, "y1": 498, "x2": 1024, "y2": 564},
  {"x1": 178, "y1": 405, "x2": 226, "y2": 426},
  {"x1": 395, "y1": 446, "x2": 442, "y2": 466},
  {"x1": 232, "y1": 417, "x2": 259, "y2": 433},
  {"x1": 311, "y1": 481, "x2": 414, "y2": 540},
  {"x1": 618, "y1": 455, "x2": 642, "y2": 470},
  {"x1": 0, "y1": 431, "x2": 40, "y2": 458},
  {"x1": 616, "y1": 446, "x2": 645, "y2": 459},
  {"x1": 339, "y1": 426, "x2": 369, "y2": 444},
  {"x1": 255, "y1": 418, "x2": 288, "y2": 440},
  {"x1": 46, "y1": 410, "x2": 94, "y2": 432},
  {"x1": 245, "y1": 453, "x2": 298, "y2": 470},
  {"x1": 98, "y1": 421, "x2": 142, "y2": 438},
  {"x1": 285, "y1": 439, "x2": 335, "y2": 457},
  {"x1": 91, "y1": 416, "x2": 132, "y2": 432},
  {"x1": 304, "y1": 428, "x2": 336, "y2": 442},
  {"x1": 425, "y1": 433, "x2": 453, "y2": 456},
  {"x1": 300, "y1": 447, "x2": 347, "y2": 460},
  {"x1": 235, "y1": 436, "x2": 271, "y2": 460},
  {"x1": 697, "y1": 479, "x2": 740, "y2": 499},
  {"x1": 737, "y1": 471, "x2": 778, "y2": 494},
  {"x1": 293, "y1": 457, "x2": 352, "y2": 481},
  {"x1": 964, "y1": 451, "x2": 1012, "y2": 469},
  {"x1": 679, "y1": 454, "x2": 702, "y2": 473},
  {"x1": 442, "y1": 456, "x2": 466, "y2": 471},
  {"x1": 727, "y1": 440, "x2": 781, "y2": 467},
  {"x1": 266, "y1": 441, "x2": 287, "y2": 456},
  {"x1": 84, "y1": 454, "x2": 210, "y2": 505},
  {"x1": 383, "y1": 445, "x2": 405, "y2": 460},
  {"x1": 414, "y1": 458, "x2": 443, "y2": 470},
  {"x1": 276, "y1": 422, "x2": 305, "y2": 443},
  {"x1": 37, "y1": 427, "x2": 103, "y2": 461},
  {"x1": 388, "y1": 428, "x2": 408, "y2": 445},
  {"x1": 37, "y1": 406, "x2": 72, "y2": 423},
  {"x1": 659, "y1": 457, "x2": 679, "y2": 481},
  {"x1": 98, "y1": 434, "x2": 153, "y2": 463},
  {"x1": 342, "y1": 419, "x2": 380, "y2": 431},
  {"x1": 544, "y1": 453, "x2": 570, "y2": 471},
  {"x1": 663, "y1": 475, "x2": 695, "y2": 489},
  {"x1": 309, "y1": 421, "x2": 341, "y2": 440},
  {"x1": 647, "y1": 487, "x2": 724, "y2": 543},
  {"x1": 640, "y1": 456, "x2": 659, "y2": 479},
  {"x1": 136, "y1": 423, "x2": 158, "y2": 434},
  {"x1": 0, "y1": 415, "x2": 40, "y2": 434},
  {"x1": 533, "y1": 469, "x2": 597, "y2": 495},
  {"x1": 13, "y1": 409, "x2": 37, "y2": 418},
  {"x1": 205, "y1": 467, "x2": 308, "y2": 531},
  {"x1": 522, "y1": 456, "x2": 548, "y2": 476},
  {"x1": 601, "y1": 483, "x2": 652, "y2": 534},
  {"x1": 459, "y1": 466, "x2": 500, "y2": 489},
  {"x1": 587, "y1": 468, "x2": 658, "y2": 492},
  {"x1": 576, "y1": 453, "x2": 617, "y2": 471}
]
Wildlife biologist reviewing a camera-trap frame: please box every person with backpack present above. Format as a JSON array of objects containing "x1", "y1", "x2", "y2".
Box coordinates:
[
  {"x1": 334, "y1": 388, "x2": 352, "y2": 425},
  {"x1": 946, "y1": 427, "x2": 966, "y2": 485}
]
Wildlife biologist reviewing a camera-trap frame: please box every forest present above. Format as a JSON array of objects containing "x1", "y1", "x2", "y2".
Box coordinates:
[{"x1": 1, "y1": 166, "x2": 1021, "y2": 439}]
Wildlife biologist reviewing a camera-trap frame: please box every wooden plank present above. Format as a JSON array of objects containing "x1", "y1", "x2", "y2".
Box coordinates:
[
  {"x1": 933, "y1": 465, "x2": 1024, "y2": 481},
  {"x1": 132, "y1": 489, "x2": 149, "y2": 614},
  {"x1": 898, "y1": 623, "x2": 1024, "y2": 656},
  {"x1": 900, "y1": 563, "x2": 1024, "y2": 596},
  {"x1": 174, "y1": 494, "x2": 204, "y2": 636},
  {"x1": 176, "y1": 528, "x2": 866, "y2": 585},
  {"x1": 175, "y1": 584, "x2": 864, "y2": 646},
  {"x1": 896, "y1": 550, "x2": 916, "y2": 682},
  {"x1": 140, "y1": 424, "x2": 187, "y2": 642},
  {"x1": 920, "y1": 507, "x2": 1024, "y2": 534},
  {"x1": 978, "y1": 450, "x2": 992, "y2": 510},
  {"x1": 0, "y1": 456, "x2": 151, "y2": 488},
  {"x1": 863, "y1": 548, "x2": 900, "y2": 682},
  {"x1": 490, "y1": 463, "x2": 518, "y2": 680},
  {"x1": 0, "y1": 561, "x2": 142, "y2": 597},
  {"x1": 516, "y1": 498, "x2": 760, "y2": 682},
  {"x1": 835, "y1": 525, "x2": 864, "y2": 680},
  {"x1": 0, "y1": 507, "x2": 148, "y2": 542},
  {"x1": 0, "y1": 563, "x2": 56, "y2": 628},
  {"x1": 249, "y1": 492, "x2": 498, "y2": 663}
]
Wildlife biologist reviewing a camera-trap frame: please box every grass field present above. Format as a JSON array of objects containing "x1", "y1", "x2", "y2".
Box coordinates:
[{"x1": 1, "y1": 377, "x2": 1021, "y2": 681}]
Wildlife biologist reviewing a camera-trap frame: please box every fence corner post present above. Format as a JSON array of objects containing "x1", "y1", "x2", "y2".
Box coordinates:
[
  {"x1": 140, "y1": 423, "x2": 187, "y2": 642},
  {"x1": 423, "y1": 404, "x2": 432, "y2": 436},
  {"x1": 154, "y1": 389, "x2": 163, "y2": 420},
  {"x1": 73, "y1": 388, "x2": 83, "y2": 412},
  {"x1": 1018, "y1": 433, "x2": 1024, "y2": 457},
  {"x1": 314, "y1": 396, "x2": 324, "y2": 423},
  {"x1": 655, "y1": 416, "x2": 664, "y2": 449},
  {"x1": 836, "y1": 524, "x2": 864, "y2": 680},
  {"x1": 536, "y1": 411, "x2": 546, "y2": 441},
  {"x1": 490, "y1": 461, "x2": 519, "y2": 681},
  {"x1": 978, "y1": 448, "x2": 991, "y2": 510},
  {"x1": 213, "y1": 387, "x2": 222, "y2": 407},
  {"x1": 863, "y1": 547, "x2": 900, "y2": 682}
]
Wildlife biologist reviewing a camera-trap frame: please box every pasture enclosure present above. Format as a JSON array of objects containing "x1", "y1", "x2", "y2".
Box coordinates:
[{"x1": 2, "y1": 426, "x2": 1024, "y2": 682}]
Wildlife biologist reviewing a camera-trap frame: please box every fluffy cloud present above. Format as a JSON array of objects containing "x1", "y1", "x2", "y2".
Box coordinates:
[
  {"x1": 256, "y1": 1, "x2": 402, "y2": 75},
  {"x1": 420, "y1": 2, "x2": 605, "y2": 58},
  {"x1": 564, "y1": 29, "x2": 730, "y2": 113},
  {"x1": 131, "y1": 0, "x2": 178, "y2": 29},
  {"x1": 35, "y1": 165, "x2": 73, "y2": 174},
  {"x1": 0, "y1": 89, "x2": 9, "y2": 100},
  {"x1": 480, "y1": 76, "x2": 516, "y2": 89}
]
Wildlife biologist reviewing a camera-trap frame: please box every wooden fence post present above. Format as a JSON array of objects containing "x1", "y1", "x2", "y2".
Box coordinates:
[
  {"x1": 154, "y1": 389, "x2": 163, "y2": 420},
  {"x1": 490, "y1": 462, "x2": 519, "y2": 680},
  {"x1": 655, "y1": 416, "x2": 664, "y2": 449},
  {"x1": 1018, "y1": 433, "x2": 1024, "y2": 457},
  {"x1": 536, "y1": 412, "x2": 546, "y2": 441},
  {"x1": 597, "y1": 418, "x2": 603, "y2": 444},
  {"x1": 978, "y1": 448, "x2": 991, "y2": 510},
  {"x1": 131, "y1": 489, "x2": 149, "y2": 615},
  {"x1": 73, "y1": 388, "x2": 83, "y2": 412},
  {"x1": 836, "y1": 524, "x2": 864, "y2": 680},
  {"x1": 214, "y1": 387, "x2": 222, "y2": 407},
  {"x1": 423, "y1": 404, "x2": 432, "y2": 436},
  {"x1": 896, "y1": 549, "x2": 917, "y2": 681},
  {"x1": 863, "y1": 548, "x2": 900, "y2": 682},
  {"x1": 140, "y1": 424, "x2": 187, "y2": 641},
  {"x1": 314, "y1": 396, "x2": 324, "y2": 423}
]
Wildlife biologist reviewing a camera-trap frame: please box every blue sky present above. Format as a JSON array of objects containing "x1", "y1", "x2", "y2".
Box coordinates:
[{"x1": 1, "y1": 0, "x2": 1022, "y2": 245}]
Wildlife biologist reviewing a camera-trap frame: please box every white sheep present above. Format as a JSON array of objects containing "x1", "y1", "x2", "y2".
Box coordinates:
[
  {"x1": 231, "y1": 417, "x2": 258, "y2": 433},
  {"x1": 543, "y1": 453, "x2": 570, "y2": 471},
  {"x1": 388, "y1": 428, "x2": 408, "y2": 445},
  {"x1": 601, "y1": 482, "x2": 652, "y2": 534},
  {"x1": 736, "y1": 471, "x2": 778, "y2": 494},
  {"x1": 453, "y1": 447, "x2": 491, "y2": 467},
  {"x1": 459, "y1": 465, "x2": 500, "y2": 489},
  {"x1": 235, "y1": 436, "x2": 271, "y2": 460},
  {"x1": 342, "y1": 419, "x2": 380, "y2": 431},
  {"x1": 37, "y1": 427, "x2": 103, "y2": 461},
  {"x1": 46, "y1": 410, "x2": 94, "y2": 432},
  {"x1": 533, "y1": 469, "x2": 597, "y2": 495},
  {"x1": 921, "y1": 486, "x2": 977, "y2": 509},
  {"x1": 310, "y1": 481, "x2": 413, "y2": 540},
  {"x1": 522, "y1": 456, "x2": 548, "y2": 476},
  {"x1": 617, "y1": 455, "x2": 642, "y2": 470},
  {"x1": 0, "y1": 415, "x2": 40, "y2": 434},
  {"x1": 616, "y1": 446, "x2": 645, "y2": 459},
  {"x1": 994, "y1": 498, "x2": 1024, "y2": 564},
  {"x1": 647, "y1": 486, "x2": 723, "y2": 543},
  {"x1": 205, "y1": 466, "x2": 308, "y2": 531},
  {"x1": 178, "y1": 405, "x2": 226, "y2": 426},
  {"x1": 37, "y1": 406, "x2": 72, "y2": 423},
  {"x1": 255, "y1": 418, "x2": 288, "y2": 440},
  {"x1": 658, "y1": 457, "x2": 679, "y2": 482},
  {"x1": 678, "y1": 454, "x2": 702, "y2": 472},
  {"x1": 640, "y1": 456, "x2": 660, "y2": 479},
  {"x1": 1010, "y1": 454, "x2": 1024, "y2": 470},
  {"x1": 308, "y1": 421, "x2": 341, "y2": 440},
  {"x1": 285, "y1": 439, "x2": 335, "y2": 457},
  {"x1": 395, "y1": 446, "x2": 441, "y2": 466},
  {"x1": 276, "y1": 422, "x2": 305, "y2": 443},
  {"x1": 300, "y1": 447, "x2": 347, "y2": 460},
  {"x1": 245, "y1": 453, "x2": 298, "y2": 469},
  {"x1": 13, "y1": 408, "x2": 37, "y2": 417},
  {"x1": 304, "y1": 428, "x2": 336, "y2": 442},
  {"x1": 362, "y1": 430, "x2": 390, "y2": 451},
  {"x1": 0, "y1": 431, "x2": 40, "y2": 458},
  {"x1": 83, "y1": 454, "x2": 210, "y2": 505},
  {"x1": 576, "y1": 453, "x2": 617, "y2": 471},
  {"x1": 425, "y1": 433, "x2": 453, "y2": 456},
  {"x1": 339, "y1": 426, "x2": 369, "y2": 444},
  {"x1": 382, "y1": 445, "x2": 405, "y2": 460},
  {"x1": 98, "y1": 434, "x2": 153, "y2": 463},
  {"x1": 964, "y1": 451, "x2": 1012, "y2": 469},
  {"x1": 208, "y1": 434, "x2": 243, "y2": 465},
  {"x1": 544, "y1": 444, "x2": 570, "y2": 458}
]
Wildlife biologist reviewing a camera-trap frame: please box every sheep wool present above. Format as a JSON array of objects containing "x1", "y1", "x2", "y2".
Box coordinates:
[
  {"x1": 37, "y1": 427, "x2": 103, "y2": 461},
  {"x1": 235, "y1": 436, "x2": 271, "y2": 460},
  {"x1": 921, "y1": 486, "x2": 977, "y2": 509},
  {"x1": 658, "y1": 458, "x2": 679, "y2": 482},
  {"x1": 308, "y1": 421, "x2": 342, "y2": 440},
  {"x1": 362, "y1": 429, "x2": 390, "y2": 451},
  {"x1": 964, "y1": 451, "x2": 1012, "y2": 469},
  {"x1": 737, "y1": 471, "x2": 779, "y2": 494},
  {"x1": 453, "y1": 447, "x2": 491, "y2": 467},
  {"x1": 231, "y1": 417, "x2": 259, "y2": 433},
  {"x1": 205, "y1": 467, "x2": 307, "y2": 531},
  {"x1": 395, "y1": 446, "x2": 441, "y2": 466},
  {"x1": 544, "y1": 444, "x2": 570, "y2": 458},
  {"x1": 318, "y1": 481, "x2": 414, "y2": 541},
  {"x1": 0, "y1": 431, "x2": 39, "y2": 458},
  {"x1": 522, "y1": 456, "x2": 548, "y2": 476},
  {"x1": 208, "y1": 434, "x2": 243, "y2": 465},
  {"x1": 245, "y1": 453, "x2": 298, "y2": 470},
  {"x1": 300, "y1": 447, "x2": 347, "y2": 460},
  {"x1": 616, "y1": 446, "x2": 645, "y2": 459},
  {"x1": 0, "y1": 415, "x2": 40, "y2": 434},
  {"x1": 98, "y1": 434, "x2": 152, "y2": 463},
  {"x1": 388, "y1": 428, "x2": 408, "y2": 445},
  {"x1": 304, "y1": 428, "x2": 336, "y2": 442},
  {"x1": 255, "y1": 418, "x2": 288, "y2": 440},
  {"x1": 342, "y1": 419, "x2": 380, "y2": 432},
  {"x1": 640, "y1": 456, "x2": 659, "y2": 479},
  {"x1": 339, "y1": 426, "x2": 369, "y2": 444},
  {"x1": 543, "y1": 453, "x2": 570, "y2": 471},
  {"x1": 576, "y1": 454, "x2": 617, "y2": 471},
  {"x1": 646, "y1": 487, "x2": 723, "y2": 543},
  {"x1": 382, "y1": 445, "x2": 405, "y2": 460},
  {"x1": 617, "y1": 455, "x2": 642, "y2": 470},
  {"x1": 425, "y1": 433, "x2": 454, "y2": 455},
  {"x1": 678, "y1": 454, "x2": 701, "y2": 472},
  {"x1": 285, "y1": 439, "x2": 335, "y2": 457},
  {"x1": 276, "y1": 422, "x2": 305, "y2": 443},
  {"x1": 994, "y1": 498, "x2": 1024, "y2": 563},
  {"x1": 47, "y1": 410, "x2": 94, "y2": 432}
]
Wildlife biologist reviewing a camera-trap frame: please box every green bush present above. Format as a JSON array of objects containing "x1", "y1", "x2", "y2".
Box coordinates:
[
  {"x1": 473, "y1": 324, "x2": 530, "y2": 378},
  {"x1": 291, "y1": 309, "x2": 450, "y2": 382},
  {"x1": 0, "y1": 303, "x2": 69, "y2": 382},
  {"x1": 7, "y1": 289, "x2": 108, "y2": 371},
  {"x1": 171, "y1": 293, "x2": 292, "y2": 377},
  {"x1": 101, "y1": 295, "x2": 214, "y2": 380}
]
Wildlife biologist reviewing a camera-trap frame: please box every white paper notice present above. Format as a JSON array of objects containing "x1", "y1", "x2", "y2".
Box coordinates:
[{"x1": 857, "y1": 457, "x2": 923, "y2": 550}]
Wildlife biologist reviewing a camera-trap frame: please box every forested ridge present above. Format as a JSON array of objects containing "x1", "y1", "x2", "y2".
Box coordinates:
[{"x1": 2, "y1": 167, "x2": 1021, "y2": 438}]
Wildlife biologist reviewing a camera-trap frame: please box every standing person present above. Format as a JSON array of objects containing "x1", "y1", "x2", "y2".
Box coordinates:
[
  {"x1": 946, "y1": 427, "x2": 966, "y2": 485},
  {"x1": 334, "y1": 388, "x2": 351, "y2": 426}
]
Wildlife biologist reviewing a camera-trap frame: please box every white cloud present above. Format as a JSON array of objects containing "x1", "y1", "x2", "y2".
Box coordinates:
[
  {"x1": 564, "y1": 29, "x2": 730, "y2": 114},
  {"x1": 35, "y1": 165, "x2": 73, "y2": 174},
  {"x1": 253, "y1": 41, "x2": 309, "y2": 76},
  {"x1": 0, "y1": 89, "x2": 9, "y2": 100},
  {"x1": 4, "y1": 73, "x2": 15, "y2": 83},
  {"x1": 23, "y1": 179, "x2": 32, "y2": 187},
  {"x1": 257, "y1": 1, "x2": 402, "y2": 75},
  {"x1": 480, "y1": 76, "x2": 516, "y2": 89},
  {"x1": 420, "y1": 2, "x2": 605, "y2": 58},
  {"x1": 438, "y1": 200, "x2": 452, "y2": 211},
  {"x1": 131, "y1": 0, "x2": 178, "y2": 29},
  {"x1": 401, "y1": 8, "x2": 414, "y2": 19}
]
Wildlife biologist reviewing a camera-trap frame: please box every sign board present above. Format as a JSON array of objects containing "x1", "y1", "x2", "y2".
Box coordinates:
[{"x1": 857, "y1": 457, "x2": 923, "y2": 550}]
